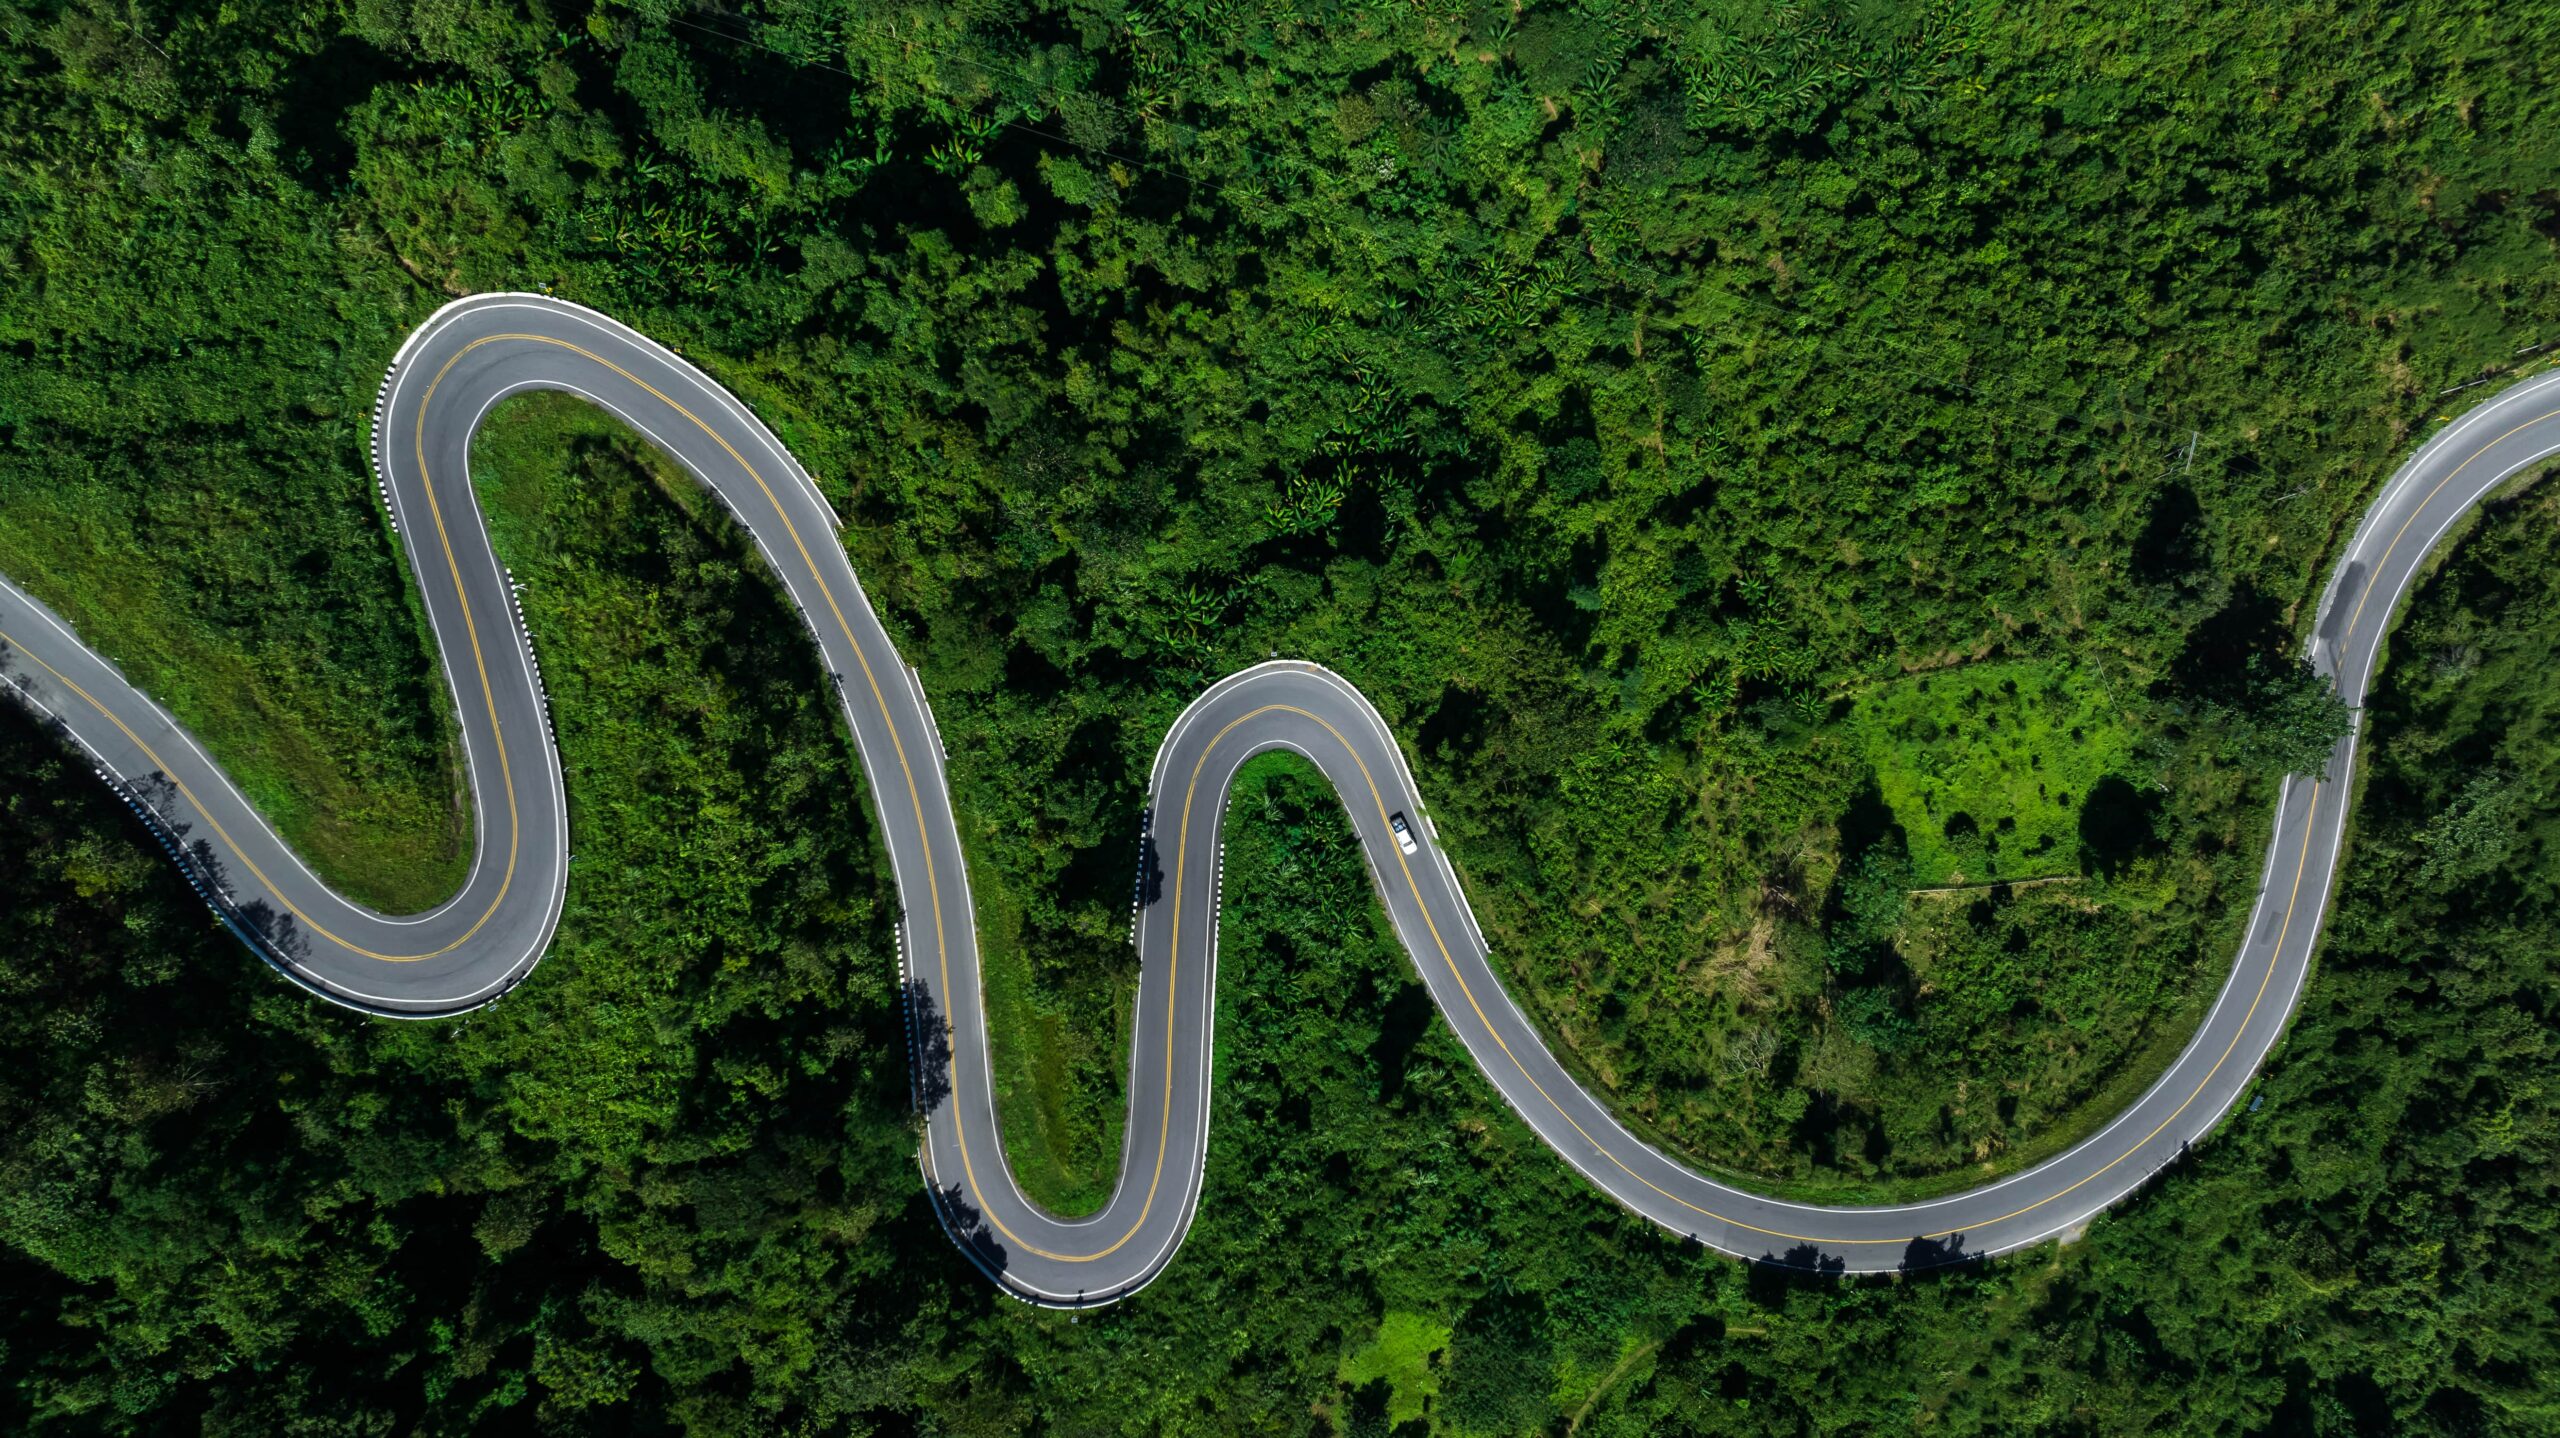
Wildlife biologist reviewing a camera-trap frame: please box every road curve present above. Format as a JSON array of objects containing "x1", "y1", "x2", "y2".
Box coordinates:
[{"x1": 3, "y1": 294, "x2": 2556, "y2": 1304}]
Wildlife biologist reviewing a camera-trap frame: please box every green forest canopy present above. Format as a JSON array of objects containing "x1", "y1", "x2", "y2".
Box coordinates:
[
  {"x1": 0, "y1": 0, "x2": 2555, "y2": 1430},
  {"x1": 1, "y1": 414, "x2": 2555, "y2": 1434}
]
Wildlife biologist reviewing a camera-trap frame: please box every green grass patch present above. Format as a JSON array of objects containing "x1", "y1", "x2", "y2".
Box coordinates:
[
  {"x1": 1848, "y1": 660, "x2": 2139, "y2": 885},
  {"x1": 964, "y1": 841, "x2": 1130, "y2": 1218},
  {"x1": 0, "y1": 446, "x2": 468, "y2": 914},
  {"x1": 1338, "y1": 1310, "x2": 1452, "y2": 1426}
]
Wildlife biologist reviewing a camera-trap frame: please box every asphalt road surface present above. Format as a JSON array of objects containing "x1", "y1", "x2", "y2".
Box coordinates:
[{"x1": 4, "y1": 294, "x2": 2556, "y2": 1306}]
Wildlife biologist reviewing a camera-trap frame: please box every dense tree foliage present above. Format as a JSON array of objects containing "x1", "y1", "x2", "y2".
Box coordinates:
[
  {"x1": 6, "y1": 0, "x2": 2553, "y2": 1202},
  {"x1": 4, "y1": 456, "x2": 2559, "y2": 1432},
  {"x1": 1, "y1": 0, "x2": 2557, "y2": 1428}
]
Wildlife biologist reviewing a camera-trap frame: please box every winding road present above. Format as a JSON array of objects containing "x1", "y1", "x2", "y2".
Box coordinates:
[{"x1": 3, "y1": 294, "x2": 2555, "y2": 1305}]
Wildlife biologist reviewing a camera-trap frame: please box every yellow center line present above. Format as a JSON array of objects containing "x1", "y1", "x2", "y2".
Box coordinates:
[
  {"x1": 1339, "y1": 714, "x2": 2327, "y2": 1246},
  {"x1": 944, "y1": 705, "x2": 1277, "y2": 1265},
  {"x1": 0, "y1": 339, "x2": 532, "y2": 965},
  {"x1": 446, "y1": 335, "x2": 1079, "y2": 1265},
  {"x1": 2340, "y1": 409, "x2": 2560, "y2": 649},
  {"x1": 20, "y1": 316, "x2": 2495, "y2": 1268}
]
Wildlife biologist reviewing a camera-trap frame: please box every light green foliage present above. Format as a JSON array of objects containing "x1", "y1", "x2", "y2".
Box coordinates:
[
  {"x1": 0, "y1": 143, "x2": 463, "y2": 908},
  {"x1": 1337, "y1": 1310, "x2": 1451, "y2": 1425},
  {"x1": 973, "y1": 856, "x2": 1131, "y2": 1217},
  {"x1": 1849, "y1": 661, "x2": 2139, "y2": 885}
]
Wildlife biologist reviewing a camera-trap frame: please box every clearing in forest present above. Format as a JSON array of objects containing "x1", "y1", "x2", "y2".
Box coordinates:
[{"x1": 1848, "y1": 661, "x2": 2137, "y2": 886}]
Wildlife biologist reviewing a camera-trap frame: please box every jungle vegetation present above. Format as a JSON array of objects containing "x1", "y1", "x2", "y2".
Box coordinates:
[
  {"x1": 1, "y1": 419, "x2": 2555, "y2": 1433},
  {"x1": 0, "y1": 0, "x2": 2556, "y2": 1429}
]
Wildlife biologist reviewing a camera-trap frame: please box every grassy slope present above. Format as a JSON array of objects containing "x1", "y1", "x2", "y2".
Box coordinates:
[
  {"x1": 1849, "y1": 659, "x2": 2140, "y2": 886},
  {"x1": 0, "y1": 471, "x2": 471, "y2": 916},
  {"x1": 0, "y1": 164, "x2": 468, "y2": 913},
  {"x1": 962, "y1": 829, "x2": 1133, "y2": 1217}
]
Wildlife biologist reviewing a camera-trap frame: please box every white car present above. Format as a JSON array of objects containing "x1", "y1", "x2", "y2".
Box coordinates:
[{"x1": 1389, "y1": 812, "x2": 1419, "y2": 855}]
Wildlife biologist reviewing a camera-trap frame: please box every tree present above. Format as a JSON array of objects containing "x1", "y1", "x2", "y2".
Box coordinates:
[
  {"x1": 2208, "y1": 656, "x2": 2354, "y2": 780},
  {"x1": 1828, "y1": 843, "x2": 1912, "y2": 974}
]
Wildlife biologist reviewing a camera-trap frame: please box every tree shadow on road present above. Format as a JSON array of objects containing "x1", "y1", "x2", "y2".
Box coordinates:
[
  {"x1": 1131, "y1": 810, "x2": 1165, "y2": 918},
  {"x1": 902, "y1": 976, "x2": 955, "y2": 1114},
  {"x1": 1897, "y1": 1230, "x2": 1978, "y2": 1277},
  {"x1": 929, "y1": 1180, "x2": 1010, "y2": 1282}
]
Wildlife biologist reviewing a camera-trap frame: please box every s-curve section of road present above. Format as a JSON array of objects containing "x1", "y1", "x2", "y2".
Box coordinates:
[{"x1": 4, "y1": 294, "x2": 2556, "y2": 1305}]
